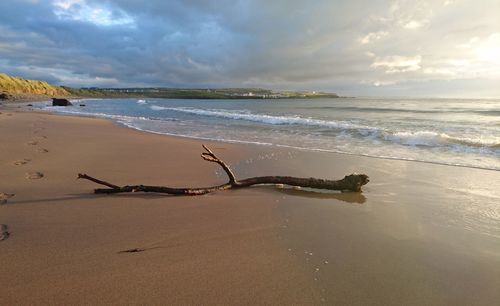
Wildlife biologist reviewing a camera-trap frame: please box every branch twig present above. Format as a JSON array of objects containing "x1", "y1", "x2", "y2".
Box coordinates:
[
  {"x1": 78, "y1": 145, "x2": 369, "y2": 195},
  {"x1": 201, "y1": 144, "x2": 237, "y2": 184}
]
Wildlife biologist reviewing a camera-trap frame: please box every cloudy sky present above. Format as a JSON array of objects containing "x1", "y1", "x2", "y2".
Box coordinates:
[{"x1": 1, "y1": 0, "x2": 499, "y2": 97}]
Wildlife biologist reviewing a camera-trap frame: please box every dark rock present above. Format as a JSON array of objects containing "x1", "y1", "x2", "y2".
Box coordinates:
[
  {"x1": 52, "y1": 98, "x2": 72, "y2": 106},
  {"x1": 27, "y1": 104, "x2": 33, "y2": 107},
  {"x1": 79, "y1": 104, "x2": 86, "y2": 107},
  {"x1": 0, "y1": 93, "x2": 10, "y2": 100}
]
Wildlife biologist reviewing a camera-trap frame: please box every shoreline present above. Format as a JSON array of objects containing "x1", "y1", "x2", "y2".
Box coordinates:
[
  {"x1": 22, "y1": 100, "x2": 500, "y2": 172},
  {"x1": 115, "y1": 122, "x2": 500, "y2": 173},
  {"x1": 1, "y1": 107, "x2": 500, "y2": 305}
]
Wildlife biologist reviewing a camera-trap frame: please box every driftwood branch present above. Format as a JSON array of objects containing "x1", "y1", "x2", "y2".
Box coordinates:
[
  {"x1": 201, "y1": 144, "x2": 237, "y2": 184},
  {"x1": 78, "y1": 145, "x2": 369, "y2": 195}
]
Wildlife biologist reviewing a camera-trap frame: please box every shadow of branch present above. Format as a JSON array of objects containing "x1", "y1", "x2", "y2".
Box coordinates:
[{"x1": 274, "y1": 187, "x2": 367, "y2": 204}]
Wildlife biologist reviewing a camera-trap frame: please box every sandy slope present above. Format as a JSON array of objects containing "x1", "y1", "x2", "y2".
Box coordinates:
[{"x1": 1, "y1": 108, "x2": 499, "y2": 305}]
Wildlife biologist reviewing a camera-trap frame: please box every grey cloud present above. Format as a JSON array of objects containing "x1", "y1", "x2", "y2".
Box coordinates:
[{"x1": 0, "y1": 0, "x2": 499, "y2": 97}]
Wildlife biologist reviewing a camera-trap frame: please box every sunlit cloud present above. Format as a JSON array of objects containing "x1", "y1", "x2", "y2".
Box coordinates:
[
  {"x1": 371, "y1": 55, "x2": 422, "y2": 73},
  {"x1": 403, "y1": 20, "x2": 427, "y2": 29},
  {"x1": 423, "y1": 67, "x2": 455, "y2": 76},
  {"x1": 359, "y1": 31, "x2": 388, "y2": 45},
  {"x1": 361, "y1": 80, "x2": 397, "y2": 87},
  {"x1": 53, "y1": 0, "x2": 135, "y2": 27},
  {"x1": 456, "y1": 37, "x2": 479, "y2": 49},
  {"x1": 476, "y1": 33, "x2": 500, "y2": 64}
]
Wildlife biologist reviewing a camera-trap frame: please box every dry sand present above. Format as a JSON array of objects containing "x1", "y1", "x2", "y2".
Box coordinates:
[{"x1": 1, "y1": 108, "x2": 500, "y2": 305}]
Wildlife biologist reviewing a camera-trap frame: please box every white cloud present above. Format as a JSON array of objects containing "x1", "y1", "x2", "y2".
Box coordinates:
[
  {"x1": 456, "y1": 36, "x2": 480, "y2": 49},
  {"x1": 375, "y1": 0, "x2": 433, "y2": 30},
  {"x1": 476, "y1": 33, "x2": 500, "y2": 64},
  {"x1": 360, "y1": 80, "x2": 397, "y2": 87},
  {"x1": 53, "y1": 0, "x2": 82, "y2": 11},
  {"x1": 373, "y1": 81, "x2": 396, "y2": 86},
  {"x1": 404, "y1": 20, "x2": 425, "y2": 29},
  {"x1": 371, "y1": 55, "x2": 422, "y2": 73},
  {"x1": 423, "y1": 67, "x2": 454, "y2": 76},
  {"x1": 53, "y1": 0, "x2": 135, "y2": 27},
  {"x1": 359, "y1": 31, "x2": 388, "y2": 44}
]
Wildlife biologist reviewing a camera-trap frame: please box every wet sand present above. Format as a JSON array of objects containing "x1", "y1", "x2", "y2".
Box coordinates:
[{"x1": 1, "y1": 109, "x2": 499, "y2": 305}]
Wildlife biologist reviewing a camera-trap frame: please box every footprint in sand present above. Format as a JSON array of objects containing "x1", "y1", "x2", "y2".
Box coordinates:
[
  {"x1": 13, "y1": 158, "x2": 31, "y2": 166},
  {"x1": 0, "y1": 224, "x2": 10, "y2": 241},
  {"x1": 27, "y1": 140, "x2": 39, "y2": 146},
  {"x1": 36, "y1": 148, "x2": 49, "y2": 153},
  {"x1": 26, "y1": 172, "x2": 44, "y2": 180},
  {"x1": 0, "y1": 193, "x2": 15, "y2": 205}
]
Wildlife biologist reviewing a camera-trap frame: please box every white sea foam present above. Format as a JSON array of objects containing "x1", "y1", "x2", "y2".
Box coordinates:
[
  {"x1": 111, "y1": 122, "x2": 500, "y2": 171},
  {"x1": 150, "y1": 105, "x2": 374, "y2": 131},
  {"x1": 47, "y1": 105, "x2": 499, "y2": 153},
  {"x1": 384, "y1": 131, "x2": 500, "y2": 148},
  {"x1": 150, "y1": 106, "x2": 500, "y2": 150},
  {"x1": 150, "y1": 105, "x2": 166, "y2": 111},
  {"x1": 43, "y1": 106, "x2": 175, "y2": 123},
  {"x1": 42, "y1": 99, "x2": 500, "y2": 171}
]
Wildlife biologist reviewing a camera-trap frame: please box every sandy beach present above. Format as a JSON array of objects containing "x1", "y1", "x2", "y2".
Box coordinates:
[{"x1": 1, "y1": 107, "x2": 500, "y2": 305}]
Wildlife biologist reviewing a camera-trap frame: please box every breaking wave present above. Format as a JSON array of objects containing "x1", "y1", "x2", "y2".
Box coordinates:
[
  {"x1": 150, "y1": 106, "x2": 499, "y2": 150},
  {"x1": 383, "y1": 131, "x2": 500, "y2": 149},
  {"x1": 150, "y1": 105, "x2": 374, "y2": 131},
  {"x1": 40, "y1": 98, "x2": 500, "y2": 171}
]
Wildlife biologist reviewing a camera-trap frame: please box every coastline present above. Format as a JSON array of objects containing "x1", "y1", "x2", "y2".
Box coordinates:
[
  {"x1": 29, "y1": 98, "x2": 500, "y2": 172},
  {"x1": 1, "y1": 107, "x2": 500, "y2": 305}
]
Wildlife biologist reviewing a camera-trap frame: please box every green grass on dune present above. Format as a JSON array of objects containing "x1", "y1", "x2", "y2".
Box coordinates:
[{"x1": 0, "y1": 73, "x2": 69, "y2": 96}]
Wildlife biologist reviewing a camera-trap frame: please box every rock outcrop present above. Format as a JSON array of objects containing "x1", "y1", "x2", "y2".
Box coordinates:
[{"x1": 52, "y1": 98, "x2": 72, "y2": 106}]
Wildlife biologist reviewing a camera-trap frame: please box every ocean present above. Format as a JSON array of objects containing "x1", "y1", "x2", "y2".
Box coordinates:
[{"x1": 39, "y1": 97, "x2": 500, "y2": 171}]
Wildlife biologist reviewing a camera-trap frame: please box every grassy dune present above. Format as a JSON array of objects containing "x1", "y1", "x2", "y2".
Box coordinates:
[{"x1": 0, "y1": 73, "x2": 69, "y2": 98}]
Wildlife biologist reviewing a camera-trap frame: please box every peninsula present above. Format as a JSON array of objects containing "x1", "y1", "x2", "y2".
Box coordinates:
[{"x1": 0, "y1": 72, "x2": 339, "y2": 102}]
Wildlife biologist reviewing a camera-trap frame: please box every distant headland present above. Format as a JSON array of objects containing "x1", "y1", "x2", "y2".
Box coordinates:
[{"x1": 0, "y1": 72, "x2": 339, "y2": 102}]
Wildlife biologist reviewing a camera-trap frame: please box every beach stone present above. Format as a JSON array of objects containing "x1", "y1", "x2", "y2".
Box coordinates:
[
  {"x1": 52, "y1": 98, "x2": 72, "y2": 106},
  {"x1": 0, "y1": 93, "x2": 9, "y2": 100},
  {"x1": 36, "y1": 148, "x2": 49, "y2": 153},
  {"x1": 26, "y1": 172, "x2": 44, "y2": 179}
]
